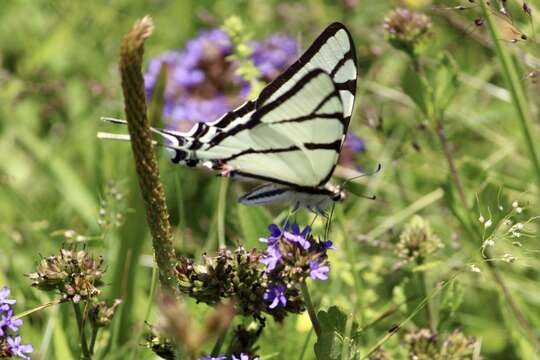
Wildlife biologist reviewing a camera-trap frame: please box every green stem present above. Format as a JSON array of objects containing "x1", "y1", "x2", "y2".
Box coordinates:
[
  {"x1": 300, "y1": 281, "x2": 321, "y2": 337},
  {"x1": 217, "y1": 177, "x2": 229, "y2": 249},
  {"x1": 89, "y1": 327, "x2": 99, "y2": 356},
  {"x1": 211, "y1": 324, "x2": 229, "y2": 356},
  {"x1": 480, "y1": 2, "x2": 540, "y2": 193},
  {"x1": 479, "y1": 3, "x2": 540, "y2": 350},
  {"x1": 73, "y1": 303, "x2": 91, "y2": 359},
  {"x1": 436, "y1": 121, "x2": 469, "y2": 209},
  {"x1": 416, "y1": 259, "x2": 435, "y2": 331}
]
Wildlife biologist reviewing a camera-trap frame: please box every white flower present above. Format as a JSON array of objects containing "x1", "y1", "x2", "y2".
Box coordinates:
[
  {"x1": 478, "y1": 215, "x2": 485, "y2": 223},
  {"x1": 516, "y1": 207, "x2": 523, "y2": 214},
  {"x1": 502, "y1": 253, "x2": 516, "y2": 263},
  {"x1": 515, "y1": 223, "x2": 524, "y2": 230},
  {"x1": 484, "y1": 219, "x2": 492, "y2": 228},
  {"x1": 483, "y1": 239, "x2": 495, "y2": 247},
  {"x1": 511, "y1": 231, "x2": 521, "y2": 238},
  {"x1": 512, "y1": 201, "x2": 519, "y2": 208},
  {"x1": 470, "y1": 264, "x2": 481, "y2": 273}
]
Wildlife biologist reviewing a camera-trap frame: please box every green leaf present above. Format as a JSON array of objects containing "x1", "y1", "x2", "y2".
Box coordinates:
[
  {"x1": 237, "y1": 203, "x2": 272, "y2": 248},
  {"x1": 412, "y1": 260, "x2": 442, "y2": 273},
  {"x1": 429, "y1": 52, "x2": 459, "y2": 118},
  {"x1": 314, "y1": 306, "x2": 359, "y2": 360},
  {"x1": 401, "y1": 65, "x2": 431, "y2": 116},
  {"x1": 52, "y1": 310, "x2": 73, "y2": 359},
  {"x1": 439, "y1": 278, "x2": 464, "y2": 329}
]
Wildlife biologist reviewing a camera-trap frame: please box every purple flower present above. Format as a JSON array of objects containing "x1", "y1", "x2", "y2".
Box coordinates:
[
  {"x1": 251, "y1": 34, "x2": 299, "y2": 80},
  {"x1": 0, "y1": 309, "x2": 23, "y2": 336},
  {"x1": 283, "y1": 224, "x2": 311, "y2": 250},
  {"x1": 345, "y1": 132, "x2": 366, "y2": 153},
  {"x1": 0, "y1": 287, "x2": 16, "y2": 312},
  {"x1": 308, "y1": 259, "x2": 330, "y2": 281},
  {"x1": 260, "y1": 244, "x2": 282, "y2": 271},
  {"x1": 6, "y1": 336, "x2": 34, "y2": 360},
  {"x1": 259, "y1": 223, "x2": 282, "y2": 245},
  {"x1": 144, "y1": 29, "x2": 299, "y2": 129},
  {"x1": 232, "y1": 354, "x2": 260, "y2": 360},
  {"x1": 264, "y1": 284, "x2": 287, "y2": 309}
]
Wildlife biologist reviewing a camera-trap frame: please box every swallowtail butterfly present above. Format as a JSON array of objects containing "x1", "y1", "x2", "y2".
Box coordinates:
[{"x1": 101, "y1": 23, "x2": 358, "y2": 215}]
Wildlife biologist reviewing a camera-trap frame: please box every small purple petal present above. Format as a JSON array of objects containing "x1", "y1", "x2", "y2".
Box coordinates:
[
  {"x1": 308, "y1": 259, "x2": 330, "y2": 281},
  {"x1": 264, "y1": 284, "x2": 287, "y2": 309}
]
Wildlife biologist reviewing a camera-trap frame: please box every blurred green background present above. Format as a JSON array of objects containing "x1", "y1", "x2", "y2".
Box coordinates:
[{"x1": 1, "y1": 0, "x2": 540, "y2": 359}]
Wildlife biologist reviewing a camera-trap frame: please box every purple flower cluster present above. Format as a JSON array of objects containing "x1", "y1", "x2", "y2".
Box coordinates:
[
  {"x1": 144, "y1": 29, "x2": 298, "y2": 130},
  {"x1": 260, "y1": 223, "x2": 333, "y2": 309},
  {"x1": 251, "y1": 34, "x2": 299, "y2": 81},
  {"x1": 339, "y1": 132, "x2": 366, "y2": 169},
  {"x1": 199, "y1": 353, "x2": 259, "y2": 360},
  {"x1": 0, "y1": 287, "x2": 33, "y2": 360}
]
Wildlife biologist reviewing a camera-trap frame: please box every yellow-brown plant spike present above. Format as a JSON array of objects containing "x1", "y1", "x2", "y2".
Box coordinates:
[{"x1": 119, "y1": 16, "x2": 179, "y2": 296}]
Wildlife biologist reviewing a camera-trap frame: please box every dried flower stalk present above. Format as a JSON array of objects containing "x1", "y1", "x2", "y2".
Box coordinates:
[{"x1": 118, "y1": 16, "x2": 179, "y2": 295}]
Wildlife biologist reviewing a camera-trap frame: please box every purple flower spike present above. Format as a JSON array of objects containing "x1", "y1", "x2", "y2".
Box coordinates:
[
  {"x1": 251, "y1": 34, "x2": 299, "y2": 79},
  {"x1": 264, "y1": 284, "x2": 287, "y2": 309},
  {"x1": 7, "y1": 336, "x2": 33, "y2": 360},
  {"x1": 308, "y1": 260, "x2": 330, "y2": 281},
  {"x1": 144, "y1": 28, "x2": 299, "y2": 130},
  {"x1": 232, "y1": 354, "x2": 260, "y2": 360},
  {"x1": 0, "y1": 287, "x2": 16, "y2": 312},
  {"x1": 0, "y1": 309, "x2": 23, "y2": 336},
  {"x1": 259, "y1": 223, "x2": 282, "y2": 245},
  {"x1": 284, "y1": 224, "x2": 311, "y2": 250},
  {"x1": 345, "y1": 132, "x2": 366, "y2": 153},
  {"x1": 260, "y1": 245, "x2": 282, "y2": 271}
]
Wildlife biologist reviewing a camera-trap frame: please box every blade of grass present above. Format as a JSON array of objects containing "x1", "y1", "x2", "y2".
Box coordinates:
[{"x1": 479, "y1": 2, "x2": 540, "y2": 196}]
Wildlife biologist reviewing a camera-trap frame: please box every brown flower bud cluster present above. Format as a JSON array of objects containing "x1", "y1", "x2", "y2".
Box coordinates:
[
  {"x1": 28, "y1": 248, "x2": 105, "y2": 303},
  {"x1": 89, "y1": 299, "x2": 122, "y2": 328},
  {"x1": 176, "y1": 247, "x2": 304, "y2": 321},
  {"x1": 384, "y1": 7, "x2": 432, "y2": 56},
  {"x1": 405, "y1": 328, "x2": 482, "y2": 360}
]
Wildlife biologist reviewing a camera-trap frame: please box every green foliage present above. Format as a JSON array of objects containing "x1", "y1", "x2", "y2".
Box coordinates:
[
  {"x1": 2, "y1": 0, "x2": 540, "y2": 359},
  {"x1": 314, "y1": 306, "x2": 359, "y2": 360}
]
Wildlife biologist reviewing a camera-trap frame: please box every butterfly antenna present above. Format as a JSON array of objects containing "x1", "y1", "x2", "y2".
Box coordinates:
[
  {"x1": 340, "y1": 163, "x2": 382, "y2": 189},
  {"x1": 339, "y1": 163, "x2": 381, "y2": 202}
]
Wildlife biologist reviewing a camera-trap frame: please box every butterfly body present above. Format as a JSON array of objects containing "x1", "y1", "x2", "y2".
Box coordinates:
[{"x1": 100, "y1": 22, "x2": 358, "y2": 213}]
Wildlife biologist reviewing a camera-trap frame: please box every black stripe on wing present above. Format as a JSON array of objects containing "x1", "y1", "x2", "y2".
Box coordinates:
[
  {"x1": 208, "y1": 69, "x2": 342, "y2": 148},
  {"x1": 256, "y1": 22, "x2": 357, "y2": 115}
]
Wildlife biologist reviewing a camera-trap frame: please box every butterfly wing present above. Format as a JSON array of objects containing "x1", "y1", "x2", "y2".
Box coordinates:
[{"x1": 101, "y1": 23, "x2": 357, "y2": 189}]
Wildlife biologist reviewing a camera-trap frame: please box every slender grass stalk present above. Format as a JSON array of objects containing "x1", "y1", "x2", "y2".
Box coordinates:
[
  {"x1": 300, "y1": 281, "x2": 321, "y2": 337},
  {"x1": 436, "y1": 122, "x2": 468, "y2": 209},
  {"x1": 118, "y1": 16, "x2": 179, "y2": 296},
  {"x1": 13, "y1": 299, "x2": 64, "y2": 320},
  {"x1": 217, "y1": 178, "x2": 229, "y2": 249},
  {"x1": 89, "y1": 327, "x2": 99, "y2": 356},
  {"x1": 478, "y1": 3, "x2": 540, "y2": 350},
  {"x1": 73, "y1": 303, "x2": 91, "y2": 359},
  {"x1": 479, "y1": 2, "x2": 540, "y2": 193},
  {"x1": 416, "y1": 262, "x2": 435, "y2": 331},
  {"x1": 210, "y1": 324, "x2": 229, "y2": 356},
  {"x1": 130, "y1": 264, "x2": 159, "y2": 360},
  {"x1": 298, "y1": 330, "x2": 313, "y2": 360}
]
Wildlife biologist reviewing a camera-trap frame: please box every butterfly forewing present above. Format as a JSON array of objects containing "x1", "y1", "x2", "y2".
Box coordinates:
[{"x1": 101, "y1": 22, "x2": 358, "y2": 193}]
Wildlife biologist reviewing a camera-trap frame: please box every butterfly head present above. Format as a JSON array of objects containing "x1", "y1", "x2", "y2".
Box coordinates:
[{"x1": 327, "y1": 184, "x2": 347, "y2": 202}]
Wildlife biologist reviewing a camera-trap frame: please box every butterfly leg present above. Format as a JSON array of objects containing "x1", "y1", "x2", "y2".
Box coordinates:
[{"x1": 309, "y1": 213, "x2": 319, "y2": 227}]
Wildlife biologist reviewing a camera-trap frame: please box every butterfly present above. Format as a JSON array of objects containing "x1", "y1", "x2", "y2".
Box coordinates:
[{"x1": 100, "y1": 22, "x2": 358, "y2": 216}]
